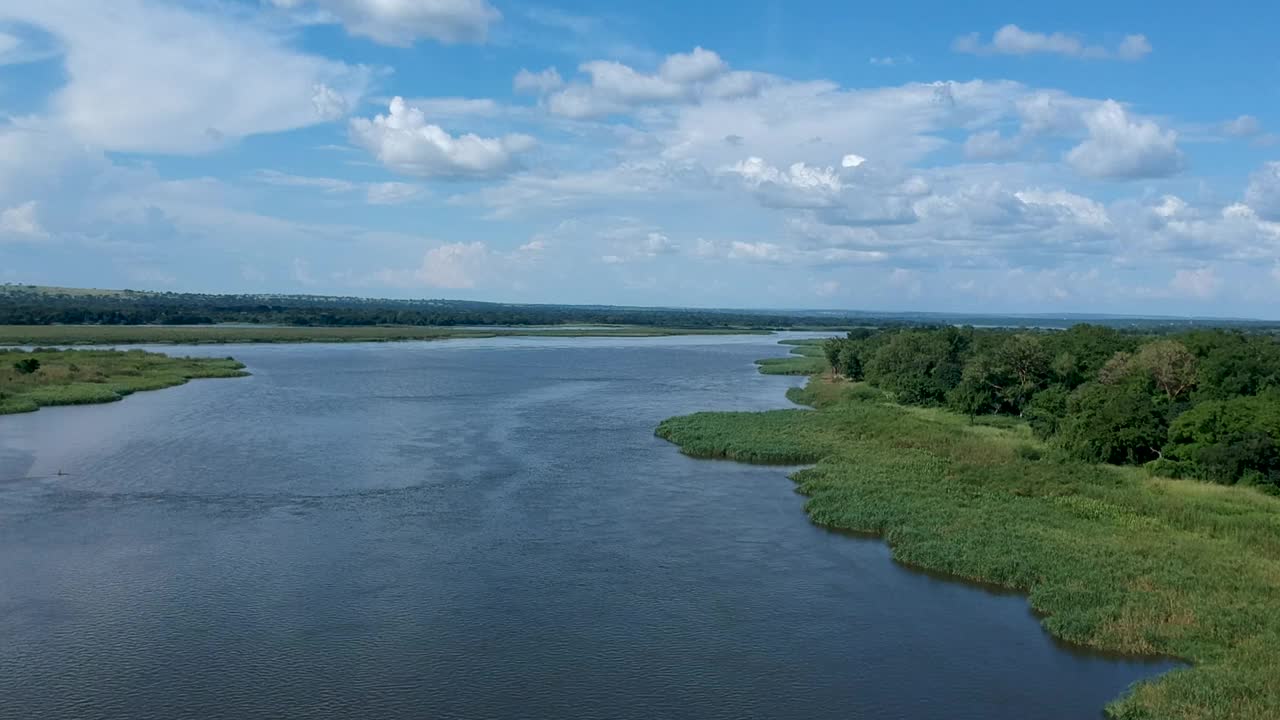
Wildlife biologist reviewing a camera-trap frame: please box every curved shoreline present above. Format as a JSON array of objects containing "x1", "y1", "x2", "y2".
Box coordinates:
[{"x1": 656, "y1": 362, "x2": 1280, "y2": 719}]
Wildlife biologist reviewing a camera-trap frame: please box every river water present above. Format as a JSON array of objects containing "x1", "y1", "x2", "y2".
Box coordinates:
[{"x1": 0, "y1": 335, "x2": 1173, "y2": 719}]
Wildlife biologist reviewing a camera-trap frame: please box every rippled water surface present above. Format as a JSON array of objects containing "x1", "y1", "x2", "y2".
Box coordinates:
[{"x1": 0, "y1": 336, "x2": 1173, "y2": 719}]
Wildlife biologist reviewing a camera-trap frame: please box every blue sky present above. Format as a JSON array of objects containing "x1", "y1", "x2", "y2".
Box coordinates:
[{"x1": 1, "y1": 1, "x2": 1279, "y2": 317}]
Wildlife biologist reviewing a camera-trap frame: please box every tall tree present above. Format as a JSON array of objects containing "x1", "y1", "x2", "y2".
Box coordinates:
[{"x1": 1132, "y1": 340, "x2": 1198, "y2": 401}]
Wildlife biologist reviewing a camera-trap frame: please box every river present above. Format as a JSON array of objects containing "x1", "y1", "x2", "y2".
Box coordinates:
[{"x1": 0, "y1": 335, "x2": 1174, "y2": 719}]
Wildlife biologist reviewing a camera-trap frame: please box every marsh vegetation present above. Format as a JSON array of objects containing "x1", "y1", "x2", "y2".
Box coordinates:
[
  {"x1": 754, "y1": 339, "x2": 829, "y2": 375},
  {"x1": 658, "y1": 336, "x2": 1280, "y2": 719},
  {"x1": 0, "y1": 348, "x2": 247, "y2": 414}
]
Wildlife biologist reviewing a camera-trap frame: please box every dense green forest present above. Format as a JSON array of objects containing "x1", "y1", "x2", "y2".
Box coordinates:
[{"x1": 821, "y1": 325, "x2": 1280, "y2": 490}]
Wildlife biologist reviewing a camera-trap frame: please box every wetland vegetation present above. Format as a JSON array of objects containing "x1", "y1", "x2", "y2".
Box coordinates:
[
  {"x1": 658, "y1": 331, "x2": 1280, "y2": 719},
  {"x1": 0, "y1": 348, "x2": 247, "y2": 414},
  {"x1": 753, "y1": 338, "x2": 829, "y2": 375}
]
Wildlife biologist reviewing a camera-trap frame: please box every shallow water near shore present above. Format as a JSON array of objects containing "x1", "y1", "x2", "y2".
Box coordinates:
[{"x1": 0, "y1": 335, "x2": 1175, "y2": 719}]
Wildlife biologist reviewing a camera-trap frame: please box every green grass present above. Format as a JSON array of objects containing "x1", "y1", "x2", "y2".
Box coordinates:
[
  {"x1": 657, "y1": 370, "x2": 1280, "y2": 719},
  {"x1": 0, "y1": 349, "x2": 248, "y2": 414},
  {"x1": 0, "y1": 324, "x2": 766, "y2": 345},
  {"x1": 755, "y1": 338, "x2": 829, "y2": 375}
]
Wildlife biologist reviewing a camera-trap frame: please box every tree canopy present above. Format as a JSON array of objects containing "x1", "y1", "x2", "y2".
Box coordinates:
[{"x1": 821, "y1": 325, "x2": 1280, "y2": 490}]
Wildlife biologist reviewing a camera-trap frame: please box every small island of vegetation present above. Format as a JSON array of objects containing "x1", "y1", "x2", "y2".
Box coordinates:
[
  {"x1": 658, "y1": 325, "x2": 1280, "y2": 719},
  {"x1": 0, "y1": 348, "x2": 248, "y2": 414},
  {"x1": 753, "y1": 338, "x2": 829, "y2": 375}
]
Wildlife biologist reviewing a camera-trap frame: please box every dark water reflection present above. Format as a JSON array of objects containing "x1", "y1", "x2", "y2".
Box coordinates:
[{"x1": 0, "y1": 335, "x2": 1174, "y2": 719}]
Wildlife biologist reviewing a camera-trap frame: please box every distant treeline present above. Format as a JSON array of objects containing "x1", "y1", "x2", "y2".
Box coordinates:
[
  {"x1": 0, "y1": 287, "x2": 859, "y2": 329},
  {"x1": 5, "y1": 285, "x2": 1280, "y2": 332},
  {"x1": 822, "y1": 325, "x2": 1280, "y2": 489}
]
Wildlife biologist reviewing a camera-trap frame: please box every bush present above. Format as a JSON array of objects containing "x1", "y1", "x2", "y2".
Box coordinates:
[
  {"x1": 1058, "y1": 380, "x2": 1166, "y2": 465},
  {"x1": 1025, "y1": 386, "x2": 1069, "y2": 440},
  {"x1": 846, "y1": 384, "x2": 885, "y2": 403},
  {"x1": 1014, "y1": 444, "x2": 1043, "y2": 461},
  {"x1": 1146, "y1": 457, "x2": 1195, "y2": 479},
  {"x1": 865, "y1": 329, "x2": 970, "y2": 405},
  {"x1": 1162, "y1": 394, "x2": 1280, "y2": 486}
]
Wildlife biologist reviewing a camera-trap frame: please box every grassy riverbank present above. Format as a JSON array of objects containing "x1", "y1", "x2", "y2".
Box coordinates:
[
  {"x1": 0, "y1": 324, "x2": 766, "y2": 346},
  {"x1": 657, "y1": 367, "x2": 1280, "y2": 718},
  {"x1": 754, "y1": 338, "x2": 830, "y2": 375},
  {"x1": 0, "y1": 349, "x2": 248, "y2": 414}
]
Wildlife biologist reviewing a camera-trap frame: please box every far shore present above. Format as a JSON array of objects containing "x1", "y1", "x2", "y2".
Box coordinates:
[{"x1": 0, "y1": 324, "x2": 779, "y2": 346}]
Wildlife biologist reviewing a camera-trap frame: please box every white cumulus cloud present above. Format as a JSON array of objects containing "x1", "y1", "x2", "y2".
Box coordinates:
[
  {"x1": 1014, "y1": 189, "x2": 1110, "y2": 228},
  {"x1": 312, "y1": 84, "x2": 352, "y2": 120},
  {"x1": 659, "y1": 46, "x2": 728, "y2": 83},
  {"x1": 728, "y1": 157, "x2": 844, "y2": 193},
  {"x1": 542, "y1": 47, "x2": 767, "y2": 118},
  {"x1": 370, "y1": 242, "x2": 491, "y2": 288},
  {"x1": 2, "y1": 1, "x2": 369, "y2": 154},
  {"x1": 1066, "y1": 100, "x2": 1183, "y2": 179},
  {"x1": 350, "y1": 97, "x2": 535, "y2": 178},
  {"x1": 724, "y1": 155, "x2": 918, "y2": 226}
]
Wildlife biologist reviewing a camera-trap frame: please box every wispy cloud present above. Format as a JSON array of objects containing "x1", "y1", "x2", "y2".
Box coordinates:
[{"x1": 954, "y1": 25, "x2": 1152, "y2": 61}]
